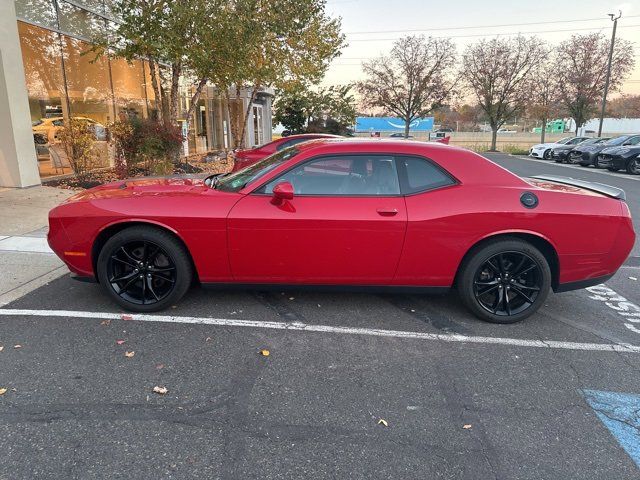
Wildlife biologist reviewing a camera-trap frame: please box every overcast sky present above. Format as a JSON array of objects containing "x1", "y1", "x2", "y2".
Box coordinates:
[{"x1": 324, "y1": 0, "x2": 640, "y2": 96}]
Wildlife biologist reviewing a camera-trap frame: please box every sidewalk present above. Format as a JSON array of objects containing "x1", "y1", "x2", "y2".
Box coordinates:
[{"x1": 0, "y1": 186, "x2": 75, "y2": 306}]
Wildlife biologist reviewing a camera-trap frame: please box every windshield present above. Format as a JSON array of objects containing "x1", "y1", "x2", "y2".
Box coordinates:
[
  {"x1": 557, "y1": 137, "x2": 573, "y2": 145},
  {"x1": 216, "y1": 148, "x2": 299, "y2": 192},
  {"x1": 604, "y1": 136, "x2": 630, "y2": 146}
]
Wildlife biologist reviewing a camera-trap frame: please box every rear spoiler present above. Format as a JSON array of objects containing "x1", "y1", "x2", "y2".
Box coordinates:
[{"x1": 530, "y1": 175, "x2": 626, "y2": 201}]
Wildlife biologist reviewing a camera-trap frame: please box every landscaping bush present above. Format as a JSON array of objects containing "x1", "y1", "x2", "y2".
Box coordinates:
[
  {"x1": 502, "y1": 144, "x2": 530, "y2": 155},
  {"x1": 109, "y1": 118, "x2": 183, "y2": 178},
  {"x1": 57, "y1": 118, "x2": 97, "y2": 178}
]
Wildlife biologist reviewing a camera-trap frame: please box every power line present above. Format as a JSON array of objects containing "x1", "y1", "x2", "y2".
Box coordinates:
[
  {"x1": 345, "y1": 15, "x2": 640, "y2": 35},
  {"x1": 345, "y1": 23, "x2": 640, "y2": 42}
]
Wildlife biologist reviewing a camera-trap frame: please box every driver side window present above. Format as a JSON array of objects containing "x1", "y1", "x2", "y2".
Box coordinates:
[{"x1": 263, "y1": 155, "x2": 400, "y2": 196}]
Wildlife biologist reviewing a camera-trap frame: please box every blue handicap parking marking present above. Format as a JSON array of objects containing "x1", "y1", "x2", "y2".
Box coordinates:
[{"x1": 582, "y1": 389, "x2": 640, "y2": 467}]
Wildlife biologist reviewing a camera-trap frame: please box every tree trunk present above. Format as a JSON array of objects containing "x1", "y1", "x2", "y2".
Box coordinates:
[
  {"x1": 225, "y1": 88, "x2": 242, "y2": 150},
  {"x1": 169, "y1": 62, "x2": 181, "y2": 124},
  {"x1": 490, "y1": 128, "x2": 498, "y2": 151},
  {"x1": 404, "y1": 117, "x2": 410, "y2": 139},
  {"x1": 184, "y1": 77, "x2": 208, "y2": 133},
  {"x1": 148, "y1": 58, "x2": 163, "y2": 123},
  {"x1": 237, "y1": 86, "x2": 259, "y2": 148},
  {"x1": 540, "y1": 117, "x2": 546, "y2": 144}
]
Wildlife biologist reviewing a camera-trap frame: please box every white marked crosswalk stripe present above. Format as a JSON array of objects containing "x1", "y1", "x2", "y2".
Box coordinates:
[{"x1": 0, "y1": 308, "x2": 639, "y2": 353}]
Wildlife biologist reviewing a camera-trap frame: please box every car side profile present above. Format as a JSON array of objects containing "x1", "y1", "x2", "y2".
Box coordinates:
[
  {"x1": 596, "y1": 144, "x2": 640, "y2": 174},
  {"x1": 529, "y1": 136, "x2": 590, "y2": 159},
  {"x1": 231, "y1": 133, "x2": 341, "y2": 171},
  {"x1": 576, "y1": 134, "x2": 640, "y2": 168},
  {"x1": 551, "y1": 137, "x2": 609, "y2": 163},
  {"x1": 48, "y1": 140, "x2": 635, "y2": 324}
]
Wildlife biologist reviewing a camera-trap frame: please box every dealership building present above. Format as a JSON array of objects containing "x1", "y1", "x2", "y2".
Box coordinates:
[{"x1": 0, "y1": 0, "x2": 273, "y2": 188}]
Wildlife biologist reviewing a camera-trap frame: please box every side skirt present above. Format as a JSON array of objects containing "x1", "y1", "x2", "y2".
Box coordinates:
[
  {"x1": 201, "y1": 283, "x2": 451, "y2": 295},
  {"x1": 554, "y1": 274, "x2": 615, "y2": 293}
]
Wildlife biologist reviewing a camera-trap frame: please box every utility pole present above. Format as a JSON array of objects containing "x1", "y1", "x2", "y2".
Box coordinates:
[{"x1": 598, "y1": 11, "x2": 622, "y2": 137}]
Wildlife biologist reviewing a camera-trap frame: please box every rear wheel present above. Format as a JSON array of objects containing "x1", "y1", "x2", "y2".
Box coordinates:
[
  {"x1": 627, "y1": 158, "x2": 640, "y2": 175},
  {"x1": 97, "y1": 226, "x2": 193, "y2": 312},
  {"x1": 458, "y1": 239, "x2": 551, "y2": 324}
]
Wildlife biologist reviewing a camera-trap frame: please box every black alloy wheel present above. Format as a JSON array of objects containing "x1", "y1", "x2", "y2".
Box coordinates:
[
  {"x1": 97, "y1": 226, "x2": 193, "y2": 312},
  {"x1": 543, "y1": 149, "x2": 551, "y2": 160},
  {"x1": 458, "y1": 238, "x2": 551, "y2": 323},
  {"x1": 473, "y1": 252, "x2": 542, "y2": 317},
  {"x1": 627, "y1": 157, "x2": 640, "y2": 175},
  {"x1": 107, "y1": 240, "x2": 176, "y2": 305}
]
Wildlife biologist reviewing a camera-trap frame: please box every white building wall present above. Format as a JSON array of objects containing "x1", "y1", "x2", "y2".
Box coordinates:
[{"x1": 0, "y1": 0, "x2": 40, "y2": 188}]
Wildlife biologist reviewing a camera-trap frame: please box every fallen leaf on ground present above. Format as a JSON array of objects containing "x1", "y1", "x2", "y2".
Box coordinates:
[
  {"x1": 116, "y1": 340, "x2": 125, "y2": 345},
  {"x1": 153, "y1": 386, "x2": 168, "y2": 395},
  {"x1": 14, "y1": 345, "x2": 22, "y2": 349},
  {"x1": 259, "y1": 349, "x2": 270, "y2": 357},
  {"x1": 463, "y1": 424, "x2": 472, "y2": 429},
  {"x1": 100, "y1": 319, "x2": 111, "y2": 326},
  {"x1": 121, "y1": 314, "x2": 133, "y2": 321},
  {"x1": 377, "y1": 419, "x2": 388, "y2": 427},
  {"x1": 0, "y1": 388, "x2": 7, "y2": 395},
  {"x1": 124, "y1": 351, "x2": 135, "y2": 358}
]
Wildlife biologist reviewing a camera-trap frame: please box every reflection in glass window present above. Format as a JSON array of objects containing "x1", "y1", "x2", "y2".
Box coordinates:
[
  {"x1": 58, "y1": 1, "x2": 105, "y2": 39},
  {"x1": 14, "y1": 0, "x2": 57, "y2": 29},
  {"x1": 400, "y1": 156, "x2": 455, "y2": 194},
  {"x1": 265, "y1": 156, "x2": 400, "y2": 196},
  {"x1": 111, "y1": 58, "x2": 147, "y2": 119}
]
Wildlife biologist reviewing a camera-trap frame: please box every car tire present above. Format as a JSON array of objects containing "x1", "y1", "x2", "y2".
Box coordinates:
[
  {"x1": 96, "y1": 225, "x2": 193, "y2": 312},
  {"x1": 626, "y1": 158, "x2": 640, "y2": 175},
  {"x1": 543, "y1": 149, "x2": 551, "y2": 160},
  {"x1": 607, "y1": 167, "x2": 620, "y2": 172},
  {"x1": 457, "y1": 238, "x2": 551, "y2": 324}
]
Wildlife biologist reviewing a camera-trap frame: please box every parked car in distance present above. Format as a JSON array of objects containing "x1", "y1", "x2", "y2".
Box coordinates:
[
  {"x1": 232, "y1": 133, "x2": 340, "y2": 172},
  {"x1": 529, "y1": 136, "x2": 590, "y2": 159},
  {"x1": 48, "y1": 139, "x2": 635, "y2": 324},
  {"x1": 32, "y1": 116, "x2": 107, "y2": 142},
  {"x1": 575, "y1": 134, "x2": 640, "y2": 168},
  {"x1": 596, "y1": 142, "x2": 640, "y2": 174},
  {"x1": 435, "y1": 127, "x2": 454, "y2": 133},
  {"x1": 551, "y1": 138, "x2": 609, "y2": 163},
  {"x1": 389, "y1": 133, "x2": 414, "y2": 138}
]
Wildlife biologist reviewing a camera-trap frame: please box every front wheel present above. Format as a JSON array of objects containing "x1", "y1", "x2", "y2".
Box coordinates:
[
  {"x1": 542, "y1": 149, "x2": 551, "y2": 160},
  {"x1": 457, "y1": 239, "x2": 551, "y2": 324},
  {"x1": 627, "y1": 158, "x2": 640, "y2": 175},
  {"x1": 97, "y1": 226, "x2": 193, "y2": 312}
]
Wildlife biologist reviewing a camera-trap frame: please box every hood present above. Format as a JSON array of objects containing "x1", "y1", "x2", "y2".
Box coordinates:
[
  {"x1": 552, "y1": 145, "x2": 574, "y2": 151},
  {"x1": 532, "y1": 142, "x2": 561, "y2": 149},
  {"x1": 601, "y1": 146, "x2": 640, "y2": 156},
  {"x1": 63, "y1": 174, "x2": 210, "y2": 204}
]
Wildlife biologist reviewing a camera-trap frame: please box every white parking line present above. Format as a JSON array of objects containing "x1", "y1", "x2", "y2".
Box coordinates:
[
  {"x1": 511, "y1": 155, "x2": 640, "y2": 182},
  {"x1": 0, "y1": 308, "x2": 639, "y2": 353}
]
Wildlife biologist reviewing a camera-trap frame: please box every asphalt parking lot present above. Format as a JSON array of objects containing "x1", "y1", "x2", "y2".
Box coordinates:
[{"x1": 1, "y1": 153, "x2": 639, "y2": 479}]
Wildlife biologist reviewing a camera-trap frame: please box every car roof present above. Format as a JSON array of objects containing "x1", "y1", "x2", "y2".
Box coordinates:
[{"x1": 281, "y1": 133, "x2": 341, "y2": 140}]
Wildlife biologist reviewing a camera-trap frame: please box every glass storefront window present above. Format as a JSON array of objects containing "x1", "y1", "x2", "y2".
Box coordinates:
[
  {"x1": 111, "y1": 57, "x2": 147, "y2": 119},
  {"x1": 58, "y1": 1, "x2": 105, "y2": 39},
  {"x1": 64, "y1": 0, "x2": 106, "y2": 15},
  {"x1": 14, "y1": 0, "x2": 58, "y2": 29}
]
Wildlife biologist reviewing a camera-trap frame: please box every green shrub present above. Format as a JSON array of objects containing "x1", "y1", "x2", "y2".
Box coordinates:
[
  {"x1": 109, "y1": 118, "x2": 183, "y2": 178},
  {"x1": 502, "y1": 144, "x2": 529, "y2": 155},
  {"x1": 57, "y1": 119, "x2": 97, "y2": 178}
]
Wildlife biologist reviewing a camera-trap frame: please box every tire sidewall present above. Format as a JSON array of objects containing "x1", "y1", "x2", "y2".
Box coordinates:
[
  {"x1": 96, "y1": 226, "x2": 193, "y2": 312},
  {"x1": 458, "y1": 239, "x2": 551, "y2": 324}
]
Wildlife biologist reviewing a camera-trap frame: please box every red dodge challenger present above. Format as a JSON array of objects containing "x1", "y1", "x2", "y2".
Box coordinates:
[
  {"x1": 49, "y1": 139, "x2": 635, "y2": 323},
  {"x1": 231, "y1": 133, "x2": 341, "y2": 171}
]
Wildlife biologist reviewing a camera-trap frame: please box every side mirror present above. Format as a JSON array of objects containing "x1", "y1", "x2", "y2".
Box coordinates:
[{"x1": 271, "y1": 181, "x2": 294, "y2": 205}]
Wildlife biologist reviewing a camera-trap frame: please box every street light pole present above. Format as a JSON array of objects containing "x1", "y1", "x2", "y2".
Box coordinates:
[{"x1": 597, "y1": 11, "x2": 622, "y2": 137}]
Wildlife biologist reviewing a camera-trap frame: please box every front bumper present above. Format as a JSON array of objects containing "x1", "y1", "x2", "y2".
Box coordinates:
[
  {"x1": 529, "y1": 148, "x2": 545, "y2": 158},
  {"x1": 551, "y1": 149, "x2": 569, "y2": 160},
  {"x1": 597, "y1": 154, "x2": 629, "y2": 170},
  {"x1": 578, "y1": 151, "x2": 598, "y2": 165}
]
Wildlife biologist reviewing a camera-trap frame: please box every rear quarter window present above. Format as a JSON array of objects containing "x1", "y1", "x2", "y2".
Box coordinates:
[{"x1": 398, "y1": 156, "x2": 456, "y2": 194}]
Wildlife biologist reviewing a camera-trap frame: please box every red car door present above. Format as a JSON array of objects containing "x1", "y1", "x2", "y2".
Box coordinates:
[{"x1": 227, "y1": 155, "x2": 408, "y2": 284}]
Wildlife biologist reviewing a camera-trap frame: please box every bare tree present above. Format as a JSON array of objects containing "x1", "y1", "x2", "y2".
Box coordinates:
[
  {"x1": 462, "y1": 36, "x2": 546, "y2": 151},
  {"x1": 357, "y1": 35, "x2": 458, "y2": 138},
  {"x1": 529, "y1": 60, "x2": 561, "y2": 143},
  {"x1": 553, "y1": 33, "x2": 634, "y2": 134},
  {"x1": 607, "y1": 94, "x2": 640, "y2": 118}
]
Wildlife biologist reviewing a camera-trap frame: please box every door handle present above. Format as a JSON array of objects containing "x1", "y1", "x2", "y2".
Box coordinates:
[{"x1": 377, "y1": 208, "x2": 398, "y2": 216}]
